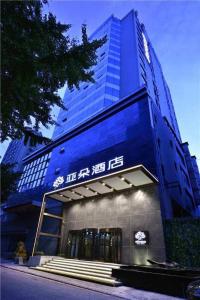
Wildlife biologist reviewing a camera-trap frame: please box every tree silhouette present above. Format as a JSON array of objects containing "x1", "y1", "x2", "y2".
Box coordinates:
[{"x1": 1, "y1": 0, "x2": 106, "y2": 145}]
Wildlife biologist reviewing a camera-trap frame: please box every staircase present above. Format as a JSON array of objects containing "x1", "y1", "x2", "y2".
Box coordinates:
[{"x1": 33, "y1": 257, "x2": 122, "y2": 286}]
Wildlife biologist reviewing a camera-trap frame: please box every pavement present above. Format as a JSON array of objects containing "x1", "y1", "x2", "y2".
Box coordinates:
[{"x1": 0, "y1": 259, "x2": 184, "y2": 300}]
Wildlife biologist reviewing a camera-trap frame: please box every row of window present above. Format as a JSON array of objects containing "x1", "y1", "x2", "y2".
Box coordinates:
[
  {"x1": 21, "y1": 160, "x2": 48, "y2": 179},
  {"x1": 109, "y1": 45, "x2": 120, "y2": 54},
  {"x1": 55, "y1": 22, "x2": 121, "y2": 129},
  {"x1": 18, "y1": 177, "x2": 45, "y2": 192},
  {"x1": 64, "y1": 69, "x2": 120, "y2": 117},
  {"x1": 109, "y1": 49, "x2": 120, "y2": 58},
  {"x1": 17, "y1": 153, "x2": 51, "y2": 192},
  {"x1": 157, "y1": 134, "x2": 190, "y2": 190},
  {"x1": 65, "y1": 85, "x2": 106, "y2": 117},
  {"x1": 23, "y1": 153, "x2": 51, "y2": 171},
  {"x1": 68, "y1": 20, "x2": 120, "y2": 94},
  {"x1": 68, "y1": 54, "x2": 108, "y2": 98}
]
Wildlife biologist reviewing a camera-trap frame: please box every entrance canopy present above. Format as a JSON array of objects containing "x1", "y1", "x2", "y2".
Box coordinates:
[{"x1": 47, "y1": 165, "x2": 158, "y2": 203}]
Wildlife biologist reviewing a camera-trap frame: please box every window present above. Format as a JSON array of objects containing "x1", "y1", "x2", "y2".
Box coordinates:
[
  {"x1": 108, "y1": 57, "x2": 120, "y2": 66},
  {"x1": 176, "y1": 146, "x2": 186, "y2": 167},
  {"x1": 109, "y1": 45, "x2": 120, "y2": 53},
  {"x1": 106, "y1": 76, "x2": 120, "y2": 85},
  {"x1": 180, "y1": 166, "x2": 190, "y2": 187},
  {"x1": 105, "y1": 86, "x2": 119, "y2": 97},
  {"x1": 107, "y1": 66, "x2": 120, "y2": 76},
  {"x1": 110, "y1": 38, "x2": 120, "y2": 46},
  {"x1": 97, "y1": 73, "x2": 103, "y2": 79}
]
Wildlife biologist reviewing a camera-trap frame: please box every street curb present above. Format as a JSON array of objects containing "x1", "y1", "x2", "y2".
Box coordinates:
[
  {"x1": 0, "y1": 264, "x2": 132, "y2": 300},
  {"x1": 1, "y1": 263, "x2": 183, "y2": 300}
]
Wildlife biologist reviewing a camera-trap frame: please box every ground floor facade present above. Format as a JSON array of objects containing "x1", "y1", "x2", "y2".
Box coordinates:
[
  {"x1": 61, "y1": 186, "x2": 166, "y2": 265},
  {"x1": 33, "y1": 166, "x2": 166, "y2": 265}
]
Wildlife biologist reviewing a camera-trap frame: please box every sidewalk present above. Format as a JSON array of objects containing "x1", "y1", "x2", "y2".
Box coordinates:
[{"x1": 0, "y1": 259, "x2": 183, "y2": 300}]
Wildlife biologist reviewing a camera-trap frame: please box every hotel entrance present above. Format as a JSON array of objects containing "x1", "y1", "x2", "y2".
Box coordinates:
[
  {"x1": 31, "y1": 165, "x2": 158, "y2": 266},
  {"x1": 66, "y1": 228, "x2": 122, "y2": 263}
]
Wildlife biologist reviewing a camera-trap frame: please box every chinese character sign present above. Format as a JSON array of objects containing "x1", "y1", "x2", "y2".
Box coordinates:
[
  {"x1": 108, "y1": 156, "x2": 124, "y2": 170},
  {"x1": 78, "y1": 168, "x2": 90, "y2": 179},
  {"x1": 92, "y1": 162, "x2": 106, "y2": 175},
  {"x1": 66, "y1": 172, "x2": 77, "y2": 183},
  {"x1": 52, "y1": 156, "x2": 124, "y2": 189}
]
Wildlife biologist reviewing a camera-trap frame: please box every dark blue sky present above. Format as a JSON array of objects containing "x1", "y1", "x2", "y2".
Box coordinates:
[{"x1": 1, "y1": 0, "x2": 200, "y2": 167}]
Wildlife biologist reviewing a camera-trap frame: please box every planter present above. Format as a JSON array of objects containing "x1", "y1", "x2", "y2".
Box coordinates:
[
  {"x1": 15, "y1": 257, "x2": 25, "y2": 265},
  {"x1": 112, "y1": 265, "x2": 200, "y2": 298}
]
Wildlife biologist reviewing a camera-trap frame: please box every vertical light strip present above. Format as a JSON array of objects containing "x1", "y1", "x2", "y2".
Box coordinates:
[{"x1": 142, "y1": 32, "x2": 151, "y2": 63}]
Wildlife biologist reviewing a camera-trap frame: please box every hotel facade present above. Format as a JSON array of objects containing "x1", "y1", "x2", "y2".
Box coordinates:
[{"x1": 2, "y1": 10, "x2": 200, "y2": 267}]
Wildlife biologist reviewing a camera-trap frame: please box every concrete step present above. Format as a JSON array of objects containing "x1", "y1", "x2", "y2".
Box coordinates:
[
  {"x1": 51, "y1": 258, "x2": 121, "y2": 269},
  {"x1": 48, "y1": 261, "x2": 114, "y2": 271},
  {"x1": 35, "y1": 266, "x2": 121, "y2": 286},
  {"x1": 45, "y1": 263, "x2": 112, "y2": 274},
  {"x1": 32, "y1": 257, "x2": 122, "y2": 286},
  {"x1": 38, "y1": 265, "x2": 112, "y2": 278},
  {"x1": 55, "y1": 257, "x2": 121, "y2": 266}
]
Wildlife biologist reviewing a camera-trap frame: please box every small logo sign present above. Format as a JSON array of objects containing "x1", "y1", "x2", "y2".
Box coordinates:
[
  {"x1": 134, "y1": 231, "x2": 149, "y2": 246},
  {"x1": 53, "y1": 176, "x2": 64, "y2": 188}
]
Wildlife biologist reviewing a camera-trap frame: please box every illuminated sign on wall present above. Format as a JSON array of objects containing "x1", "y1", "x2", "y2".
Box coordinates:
[
  {"x1": 53, "y1": 156, "x2": 124, "y2": 189},
  {"x1": 134, "y1": 231, "x2": 149, "y2": 246}
]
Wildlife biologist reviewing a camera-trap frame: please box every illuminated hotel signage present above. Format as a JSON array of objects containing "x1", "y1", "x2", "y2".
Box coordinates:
[
  {"x1": 53, "y1": 156, "x2": 124, "y2": 189},
  {"x1": 134, "y1": 231, "x2": 149, "y2": 246}
]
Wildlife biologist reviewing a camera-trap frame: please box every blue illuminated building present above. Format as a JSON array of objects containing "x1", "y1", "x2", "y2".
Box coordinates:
[
  {"x1": 1, "y1": 127, "x2": 42, "y2": 173},
  {"x1": 1, "y1": 11, "x2": 200, "y2": 265}
]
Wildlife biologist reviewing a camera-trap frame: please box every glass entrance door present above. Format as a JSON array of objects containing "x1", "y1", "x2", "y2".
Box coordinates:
[
  {"x1": 80, "y1": 228, "x2": 98, "y2": 260},
  {"x1": 99, "y1": 228, "x2": 122, "y2": 263},
  {"x1": 66, "y1": 227, "x2": 121, "y2": 263},
  {"x1": 66, "y1": 230, "x2": 81, "y2": 259}
]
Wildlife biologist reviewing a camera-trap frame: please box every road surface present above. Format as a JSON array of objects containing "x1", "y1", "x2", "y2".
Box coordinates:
[{"x1": 1, "y1": 267, "x2": 125, "y2": 300}]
